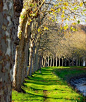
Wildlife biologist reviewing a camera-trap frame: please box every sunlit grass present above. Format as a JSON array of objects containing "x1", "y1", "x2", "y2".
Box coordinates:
[{"x1": 12, "y1": 66, "x2": 86, "y2": 102}]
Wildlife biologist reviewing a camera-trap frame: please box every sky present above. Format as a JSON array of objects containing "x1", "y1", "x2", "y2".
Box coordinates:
[{"x1": 48, "y1": 0, "x2": 86, "y2": 25}]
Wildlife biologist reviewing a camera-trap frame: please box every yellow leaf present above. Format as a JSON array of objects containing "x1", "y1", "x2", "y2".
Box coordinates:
[
  {"x1": 63, "y1": 2, "x2": 68, "y2": 6},
  {"x1": 80, "y1": 2, "x2": 83, "y2": 7},
  {"x1": 38, "y1": 28, "x2": 41, "y2": 32},
  {"x1": 61, "y1": 14, "x2": 65, "y2": 18},
  {"x1": 70, "y1": 27, "x2": 76, "y2": 31},
  {"x1": 71, "y1": 27, "x2": 73, "y2": 30},
  {"x1": 57, "y1": 8, "x2": 61, "y2": 12},
  {"x1": 44, "y1": 27, "x2": 48, "y2": 30},
  {"x1": 29, "y1": 19, "x2": 32, "y2": 22},
  {"x1": 48, "y1": 16, "x2": 52, "y2": 20},
  {"x1": 63, "y1": 25, "x2": 68, "y2": 30},
  {"x1": 51, "y1": 8, "x2": 55, "y2": 12},
  {"x1": 64, "y1": 6, "x2": 67, "y2": 9},
  {"x1": 71, "y1": 8, "x2": 74, "y2": 11},
  {"x1": 73, "y1": 28, "x2": 76, "y2": 31},
  {"x1": 67, "y1": 18, "x2": 69, "y2": 20},
  {"x1": 72, "y1": 22, "x2": 76, "y2": 25},
  {"x1": 59, "y1": 3, "x2": 61, "y2": 5},
  {"x1": 62, "y1": 10, "x2": 64, "y2": 13}
]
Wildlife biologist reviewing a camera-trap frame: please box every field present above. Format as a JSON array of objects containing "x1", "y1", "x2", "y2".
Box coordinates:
[{"x1": 12, "y1": 66, "x2": 86, "y2": 102}]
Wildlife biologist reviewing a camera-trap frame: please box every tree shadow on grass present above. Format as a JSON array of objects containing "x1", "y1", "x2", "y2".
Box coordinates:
[
  {"x1": 23, "y1": 67, "x2": 67, "y2": 86},
  {"x1": 13, "y1": 89, "x2": 82, "y2": 102},
  {"x1": 53, "y1": 67, "x2": 86, "y2": 101},
  {"x1": 13, "y1": 67, "x2": 86, "y2": 102}
]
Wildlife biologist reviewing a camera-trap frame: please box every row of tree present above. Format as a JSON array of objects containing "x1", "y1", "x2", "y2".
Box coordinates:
[{"x1": 38, "y1": 17, "x2": 86, "y2": 67}]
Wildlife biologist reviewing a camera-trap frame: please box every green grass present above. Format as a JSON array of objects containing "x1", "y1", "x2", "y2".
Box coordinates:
[{"x1": 12, "y1": 66, "x2": 86, "y2": 102}]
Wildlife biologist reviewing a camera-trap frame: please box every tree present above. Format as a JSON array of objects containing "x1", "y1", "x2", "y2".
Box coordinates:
[
  {"x1": 0, "y1": 0, "x2": 14, "y2": 101},
  {"x1": 13, "y1": 0, "x2": 46, "y2": 91}
]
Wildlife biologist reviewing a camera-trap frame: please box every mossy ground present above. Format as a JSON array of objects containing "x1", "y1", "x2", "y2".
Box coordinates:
[{"x1": 12, "y1": 66, "x2": 86, "y2": 102}]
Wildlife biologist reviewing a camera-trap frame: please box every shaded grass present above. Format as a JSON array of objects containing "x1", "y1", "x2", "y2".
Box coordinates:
[{"x1": 12, "y1": 66, "x2": 86, "y2": 102}]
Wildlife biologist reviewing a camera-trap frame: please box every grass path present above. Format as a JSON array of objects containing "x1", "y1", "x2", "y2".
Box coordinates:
[{"x1": 12, "y1": 66, "x2": 86, "y2": 102}]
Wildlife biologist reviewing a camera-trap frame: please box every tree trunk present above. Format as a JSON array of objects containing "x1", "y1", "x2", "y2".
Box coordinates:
[
  {"x1": 76, "y1": 58, "x2": 78, "y2": 66},
  {"x1": 38, "y1": 55, "x2": 42, "y2": 69},
  {"x1": 0, "y1": 0, "x2": 14, "y2": 101},
  {"x1": 32, "y1": 45, "x2": 35, "y2": 74},
  {"x1": 37, "y1": 56, "x2": 40, "y2": 69},
  {"x1": 13, "y1": 6, "x2": 31, "y2": 90},
  {"x1": 14, "y1": 35, "x2": 25, "y2": 91},
  {"x1": 68, "y1": 59, "x2": 70, "y2": 66},
  {"x1": 50, "y1": 57, "x2": 52, "y2": 66},
  {"x1": 24, "y1": 43, "x2": 29, "y2": 77},
  {"x1": 79, "y1": 58, "x2": 80, "y2": 66},
  {"x1": 42, "y1": 56, "x2": 44, "y2": 67},
  {"x1": 33, "y1": 52, "x2": 36, "y2": 73},
  {"x1": 40, "y1": 56, "x2": 43, "y2": 68},
  {"x1": 83, "y1": 57, "x2": 85, "y2": 66},
  {"x1": 48, "y1": 56, "x2": 49, "y2": 66},
  {"x1": 62, "y1": 58, "x2": 63, "y2": 66},
  {"x1": 35, "y1": 48, "x2": 38, "y2": 71},
  {"x1": 65, "y1": 59, "x2": 67, "y2": 66},
  {"x1": 56, "y1": 56, "x2": 57, "y2": 66},
  {"x1": 12, "y1": 0, "x2": 23, "y2": 88},
  {"x1": 53, "y1": 56, "x2": 54, "y2": 66},
  {"x1": 59, "y1": 56, "x2": 60, "y2": 66},
  {"x1": 72, "y1": 58, "x2": 74, "y2": 66},
  {"x1": 13, "y1": 46, "x2": 19, "y2": 88},
  {"x1": 27, "y1": 41, "x2": 33, "y2": 76},
  {"x1": 44, "y1": 57, "x2": 46, "y2": 67}
]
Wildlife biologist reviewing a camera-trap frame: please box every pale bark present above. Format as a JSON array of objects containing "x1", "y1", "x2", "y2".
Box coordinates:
[
  {"x1": 13, "y1": 0, "x2": 23, "y2": 87},
  {"x1": 14, "y1": 17, "x2": 30, "y2": 90},
  {"x1": 13, "y1": 49, "x2": 17, "y2": 87},
  {"x1": 27, "y1": 40, "x2": 33, "y2": 76},
  {"x1": 83, "y1": 57, "x2": 85, "y2": 66},
  {"x1": 14, "y1": 35, "x2": 25, "y2": 91},
  {"x1": 50, "y1": 57, "x2": 52, "y2": 66},
  {"x1": 13, "y1": 9, "x2": 30, "y2": 90}
]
